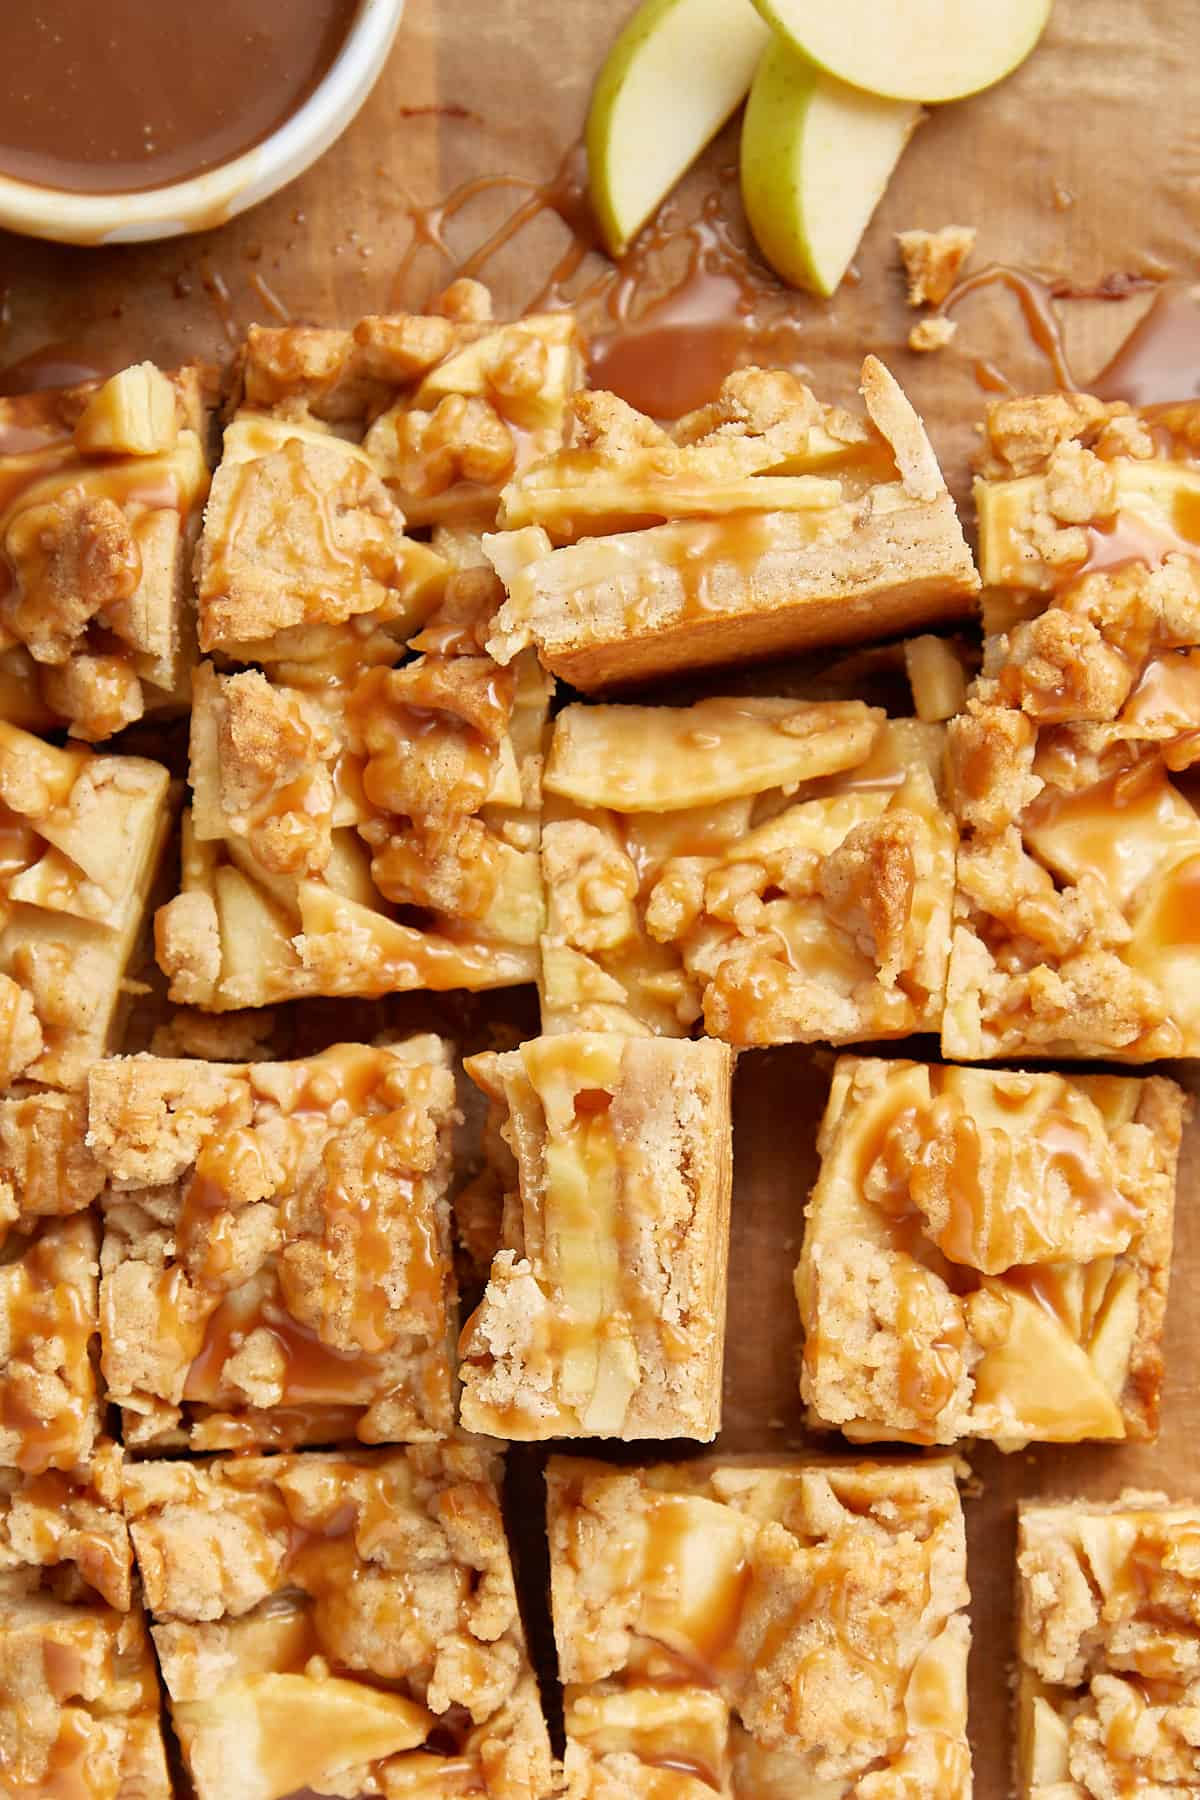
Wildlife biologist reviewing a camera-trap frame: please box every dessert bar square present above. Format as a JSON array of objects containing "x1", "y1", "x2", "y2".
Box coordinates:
[
  {"x1": 945, "y1": 700, "x2": 1200, "y2": 1061},
  {"x1": 482, "y1": 358, "x2": 978, "y2": 688},
  {"x1": 459, "y1": 1032, "x2": 733, "y2": 1441},
  {"x1": 797, "y1": 1056, "x2": 1184, "y2": 1448},
  {"x1": 0, "y1": 361, "x2": 211, "y2": 741},
  {"x1": 547, "y1": 1452, "x2": 972, "y2": 1798},
  {"x1": 125, "y1": 1443, "x2": 553, "y2": 1800},
  {"x1": 197, "y1": 283, "x2": 582, "y2": 663},
  {"x1": 90, "y1": 1037, "x2": 459, "y2": 1452},
  {"x1": 539, "y1": 698, "x2": 957, "y2": 1045},
  {"x1": 0, "y1": 1446, "x2": 170, "y2": 1798},
  {"x1": 1016, "y1": 1492, "x2": 1200, "y2": 1796},
  {"x1": 0, "y1": 722, "x2": 171, "y2": 1091},
  {"x1": 946, "y1": 391, "x2": 1200, "y2": 1060},
  {"x1": 155, "y1": 570, "x2": 552, "y2": 1009},
  {"x1": 0, "y1": 1087, "x2": 105, "y2": 1472}
]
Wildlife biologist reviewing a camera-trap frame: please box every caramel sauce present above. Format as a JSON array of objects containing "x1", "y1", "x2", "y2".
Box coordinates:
[
  {"x1": 391, "y1": 148, "x2": 807, "y2": 421},
  {"x1": 895, "y1": 1265, "x2": 964, "y2": 1427},
  {"x1": 1145, "y1": 850, "x2": 1200, "y2": 948},
  {"x1": 1, "y1": 1230, "x2": 94, "y2": 1474},
  {"x1": 1093, "y1": 283, "x2": 1200, "y2": 405},
  {"x1": 1124, "y1": 648, "x2": 1200, "y2": 736},
  {"x1": 642, "y1": 1497, "x2": 752, "y2": 1684},
  {"x1": 0, "y1": 0, "x2": 360, "y2": 196},
  {"x1": 940, "y1": 264, "x2": 1078, "y2": 390},
  {"x1": 1071, "y1": 497, "x2": 1200, "y2": 579}
]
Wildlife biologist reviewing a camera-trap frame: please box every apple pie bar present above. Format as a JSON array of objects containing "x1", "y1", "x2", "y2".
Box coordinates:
[
  {"x1": 197, "y1": 280, "x2": 582, "y2": 664},
  {"x1": 482, "y1": 358, "x2": 978, "y2": 688},
  {"x1": 547, "y1": 1452, "x2": 972, "y2": 1799},
  {"x1": 124, "y1": 1443, "x2": 554, "y2": 1800},
  {"x1": 0, "y1": 1445, "x2": 171, "y2": 1798},
  {"x1": 90, "y1": 1037, "x2": 459, "y2": 1451},
  {"x1": 946, "y1": 390, "x2": 1200, "y2": 1059},
  {"x1": 0, "y1": 721, "x2": 171, "y2": 1097},
  {"x1": 797, "y1": 1057, "x2": 1184, "y2": 1449},
  {"x1": 1016, "y1": 1492, "x2": 1200, "y2": 1797},
  {"x1": 0, "y1": 361, "x2": 211, "y2": 741},
  {"x1": 459, "y1": 1032, "x2": 733, "y2": 1440},
  {"x1": 156, "y1": 566, "x2": 553, "y2": 1008},
  {"x1": 539, "y1": 698, "x2": 957, "y2": 1045},
  {"x1": 0, "y1": 1087, "x2": 105, "y2": 1473}
]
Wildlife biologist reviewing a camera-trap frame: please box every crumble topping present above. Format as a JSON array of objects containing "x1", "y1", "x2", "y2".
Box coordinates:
[
  {"x1": 896, "y1": 227, "x2": 976, "y2": 307},
  {"x1": 0, "y1": 361, "x2": 211, "y2": 740},
  {"x1": 0, "y1": 721, "x2": 171, "y2": 1092},
  {"x1": 1016, "y1": 1494, "x2": 1200, "y2": 1797},
  {"x1": 459, "y1": 1033, "x2": 733, "y2": 1441},
  {"x1": 124, "y1": 1443, "x2": 553, "y2": 1800},
  {"x1": 797, "y1": 1057, "x2": 1185, "y2": 1449},
  {"x1": 90, "y1": 1038, "x2": 460, "y2": 1451},
  {"x1": 482, "y1": 358, "x2": 978, "y2": 688},
  {"x1": 549, "y1": 1454, "x2": 971, "y2": 1798},
  {"x1": 539, "y1": 700, "x2": 957, "y2": 1047}
]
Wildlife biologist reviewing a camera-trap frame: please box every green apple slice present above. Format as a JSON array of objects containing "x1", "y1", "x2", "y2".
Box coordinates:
[
  {"x1": 741, "y1": 40, "x2": 922, "y2": 297},
  {"x1": 586, "y1": 0, "x2": 771, "y2": 257},
  {"x1": 749, "y1": 0, "x2": 1053, "y2": 103}
]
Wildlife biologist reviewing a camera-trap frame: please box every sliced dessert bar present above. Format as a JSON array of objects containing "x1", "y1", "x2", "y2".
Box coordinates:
[
  {"x1": 947, "y1": 391, "x2": 1200, "y2": 1059},
  {"x1": 483, "y1": 359, "x2": 978, "y2": 687},
  {"x1": 548, "y1": 1452, "x2": 972, "y2": 1798},
  {"x1": 797, "y1": 1056, "x2": 1185, "y2": 1448},
  {"x1": 459, "y1": 1032, "x2": 733, "y2": 1441},
  {"x1": 540, "y1": 698, "x2": 956, "y2": 1045},
  {"x1": 90, "y1": 1037, "x2": 459, "y2": 1452},
  {"x1": 157, "y1": 565, "x2": 552, "y2": 1009},
  {"x1": 0, "y1": 361, "x2": 211, "y2": 740},
  {"x1": 0, "y1": 722, "x2": 171, "y2": 1090},
  {"x1": 125, "y1": 1444, "x2": 553, "y2": 1800},
  {"x1": 1016, "y1": 1492, "x2": 1200, "y2": 1796},
  {"x1": 0, "y1": 1446, "x2": 170, "y2": 1798},
  {"x1": 197, "y1": 281, "x2": 582, "y2": 664}
]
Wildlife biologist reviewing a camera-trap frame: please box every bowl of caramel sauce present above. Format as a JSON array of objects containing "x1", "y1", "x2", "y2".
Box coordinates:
[{"x1": 0, "y1": 0, "x2": 404, "y2": 243}]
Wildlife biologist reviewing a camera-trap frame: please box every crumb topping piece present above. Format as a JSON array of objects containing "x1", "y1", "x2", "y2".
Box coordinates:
[
  {"x1": 548, "y1": 1453, "x2": 972, "y2": 1799},
  {"x1": 459, "y1": 1032, "x2": 733, "y2": 1441},
  {"x1": 1016, "y1": 1492, "x2": 1200, "y2": 1797},
  {"x1": 124, "y1": 1443, "x2": 553, "y2": 1800},
  {"x1": 896, "y1": 227, "x2": 976, "y2": 307},
  {"x1": 0, "y1": 362, "x2": 211, "y2": 740},
  {"x1": 798, "y1": 1056, "x2": 1185, "y2": 1449},
  {"x1": 482, "y1": 359, "x2": 978, "y2": 689},
  {"x1": 90, "y1": 1037, "x2": 460, "y2": 1453},
  {"x1": 540, "y1": 700, "x2": 957, "y2": 1048}
]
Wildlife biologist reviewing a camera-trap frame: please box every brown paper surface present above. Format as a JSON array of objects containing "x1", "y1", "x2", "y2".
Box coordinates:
[{"x1": 2, "y1": 1, "x2": 1198, "y2": 1793}]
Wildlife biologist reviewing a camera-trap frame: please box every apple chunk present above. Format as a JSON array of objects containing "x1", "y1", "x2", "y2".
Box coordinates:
[
  {"x1": 741, "y1": 39, "x2": 922, "y2": 297},
  {"x1": 586, "y1": 0, "x2": 771, "y2": 257},
  {"x1": 750, "y1": 0, "x2": 1053, "y2": 103}
]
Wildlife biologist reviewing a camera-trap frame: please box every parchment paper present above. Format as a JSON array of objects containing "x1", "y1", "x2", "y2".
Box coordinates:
[{"x1": 2, "y1": 3, "x2": 1198, "y2": 1792}]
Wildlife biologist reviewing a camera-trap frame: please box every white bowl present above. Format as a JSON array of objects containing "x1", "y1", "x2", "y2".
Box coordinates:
[{"x1": 0, "y1": 0, "x2": 405, "y2": 246}]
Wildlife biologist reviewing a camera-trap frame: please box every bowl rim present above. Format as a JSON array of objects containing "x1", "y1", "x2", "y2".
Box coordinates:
[{"x1": 0, "y1": 0, "x2": 405, "y2": 244}]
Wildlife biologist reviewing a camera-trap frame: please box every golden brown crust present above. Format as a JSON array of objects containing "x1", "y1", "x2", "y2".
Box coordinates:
[
  {"x1": 540, "y1": 703, "x2": 956, "y2": 1048},
  {"x1": 483, "y1": 359, "x2": 977, "y2": 688},
  {"x1": 0, "y1": 362, "x2": 211, "y2": 740},
  {"x1": 548, "y1": 1453, "x2": 971, "y2": 1798},
  {"x1": 797, "y1": 1057, "x2": 1186, "y2": 1449},
  {"x1": 896, "y1": 227, "x2": 976, "y2": 307},
  {"x1": 1016, "y1": 1492, "x2": 1200, "y2": 1795},
  {"x1": 459, "y1": 1032, "x2": 733, "y2": 1442},
  {"x1": 124, "y1": 1444, "x2": 553, "y2": 1800},
  {"x1": 89, "y1": 1039, "x2": 460, "y2": 1452}
]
